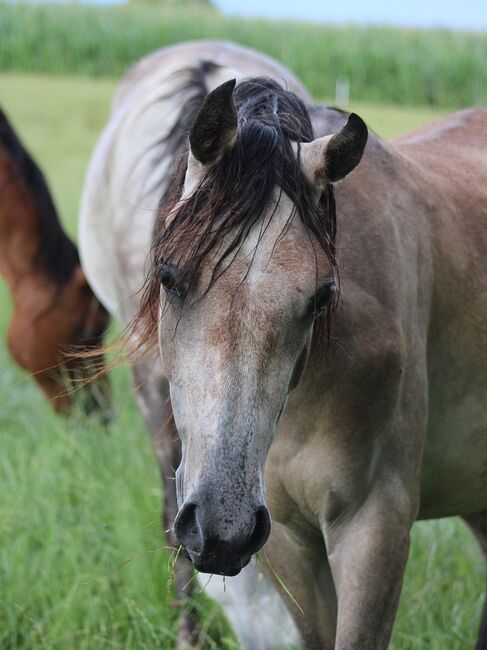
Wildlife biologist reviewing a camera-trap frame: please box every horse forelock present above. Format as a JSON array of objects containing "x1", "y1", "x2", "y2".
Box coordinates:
[
  {"x1": 136, "y1": 77, "x2": 339, "y2": 345},
  {"x1": 0, "y1": 106, "x2": 79, "y2": 285}
]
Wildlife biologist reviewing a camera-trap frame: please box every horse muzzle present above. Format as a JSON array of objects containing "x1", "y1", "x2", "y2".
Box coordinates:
[{"x1": 174, "y1": 500, "x2": 271, "y2": 576}]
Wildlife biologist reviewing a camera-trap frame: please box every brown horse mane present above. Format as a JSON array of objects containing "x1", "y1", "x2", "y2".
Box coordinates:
[
  {"x1": 0, "y1": 107, "x2": 80, "y2": 285},
  {"x1": 136, "y1": 75, "x2": 339, "y2": 346}
]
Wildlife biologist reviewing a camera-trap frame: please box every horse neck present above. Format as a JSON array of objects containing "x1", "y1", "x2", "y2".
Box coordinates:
[{"x1": 0, "y1": 161, "x2": 58, "y2": 302}]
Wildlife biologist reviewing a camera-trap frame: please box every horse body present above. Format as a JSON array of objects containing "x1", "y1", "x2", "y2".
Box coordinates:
[
  {"x1": 80, "y1": 41, "x2": 487, "y2": 650},
  {"x1": 260, "y1": 107, "x2": 487, "y2": 647},
  {"x1": 274, "y1": 107, "x2": 487, "y2": 525},
  {"x1": 395, "y1": 110, "x2": 487, "y2": 517},
  {"x1": 0, "y1": 109, "x2": 109, "y2": 413}
]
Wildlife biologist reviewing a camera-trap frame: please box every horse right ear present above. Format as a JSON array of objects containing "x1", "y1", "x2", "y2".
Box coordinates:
[
  {"x1": 298, "y1": 113, "x2": 368, "y2": 188},
  {"x1": 189, "y1": 78, "x2": 237, "y2": 165}
]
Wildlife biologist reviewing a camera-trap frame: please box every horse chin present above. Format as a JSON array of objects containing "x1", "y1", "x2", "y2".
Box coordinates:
[{"x1": 190, "y1": 549, "x2": 252, "y2": 577}]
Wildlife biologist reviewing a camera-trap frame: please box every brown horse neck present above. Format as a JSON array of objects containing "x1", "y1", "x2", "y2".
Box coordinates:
[{"x1": 0, "y1": 154, "x2": 55, "y2": 293}]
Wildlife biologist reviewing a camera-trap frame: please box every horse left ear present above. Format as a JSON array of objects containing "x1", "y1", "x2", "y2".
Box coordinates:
[
  {"x1": 298, "y1": 113, "x2": 368, "y2": 188},
  {"x1": 189, "y1": 78, "x2": 237, "y2": 165}
]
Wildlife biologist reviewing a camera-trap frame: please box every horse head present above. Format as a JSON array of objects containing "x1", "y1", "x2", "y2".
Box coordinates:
[{"x1": 143, "y1": 78, "x2": 367, "y2": 575}]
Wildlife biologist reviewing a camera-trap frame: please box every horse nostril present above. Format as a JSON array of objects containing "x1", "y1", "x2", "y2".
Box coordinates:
[
  {"x1": 244, "y1": 506, "x2": 271, "y2": 557},
  {"x1": 174, "y1": 502, "x2": 204, "y2": 554}
]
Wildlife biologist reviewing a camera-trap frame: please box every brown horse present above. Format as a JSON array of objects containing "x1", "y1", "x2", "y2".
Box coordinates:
[
  {"x1": 80, "y1": 42, "x2": 487, "y2": 649},
  {"x1": 0, "y1": 108, "x2": 110, "y2": 413}
]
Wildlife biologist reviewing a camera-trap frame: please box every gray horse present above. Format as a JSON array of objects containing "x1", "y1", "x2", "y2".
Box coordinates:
[
  {"x1": 80, "y1": 41, "x2": 487, "y2": 649},
  {"x1": 80, "y1": 41, "x2": 310, "y2": 648}
]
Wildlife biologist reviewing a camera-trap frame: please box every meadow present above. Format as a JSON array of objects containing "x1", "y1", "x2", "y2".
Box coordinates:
[
  {"x1": 1, "y1": 2, "x2": 486, "y2": 108},
  {"x1": 0, "y1": 67, "x2": 485, "y2": 650}
]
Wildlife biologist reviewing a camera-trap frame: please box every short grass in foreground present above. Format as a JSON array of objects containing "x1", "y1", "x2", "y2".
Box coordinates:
[{"x1": 0, "y1": 73, "x2": 484, "y2": 649}]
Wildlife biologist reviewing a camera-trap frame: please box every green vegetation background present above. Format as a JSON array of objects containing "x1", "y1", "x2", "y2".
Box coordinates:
[
  {"x1": 1, "y1": 2, "x2": 486, "y2": 107},
  {"x1": 0, "y1": 5, "x2": 485, "y2": 647}
]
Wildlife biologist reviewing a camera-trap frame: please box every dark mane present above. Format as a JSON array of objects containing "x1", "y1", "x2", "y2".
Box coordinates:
[
  {"x1": 138, "y1": 76, "x2": 338, "y2": 342},
  {"x1": 0, "y1": 108, "x2": 79, "y2": 284}
]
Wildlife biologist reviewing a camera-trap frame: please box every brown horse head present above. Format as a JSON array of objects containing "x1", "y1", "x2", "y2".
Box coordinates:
[
  {"x1": 139, "y1": 78, "x2": 367, "y2": 575},
  {"x1": 0, "y1": 108, "x2": 111, "y2": 414}
]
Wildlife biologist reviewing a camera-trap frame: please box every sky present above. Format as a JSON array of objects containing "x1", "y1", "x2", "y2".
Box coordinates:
[{"x1": 213, "y1": 0, "x2": 487, "y2": 30}]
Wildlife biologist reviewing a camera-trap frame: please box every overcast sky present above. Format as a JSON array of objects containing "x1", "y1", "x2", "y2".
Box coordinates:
[{"x1": 213, "y1": 0, "x2": 487, "y2": 30}]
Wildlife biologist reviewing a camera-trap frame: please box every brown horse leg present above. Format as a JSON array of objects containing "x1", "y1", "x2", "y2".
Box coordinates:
[
  {"x1": 463, "y1": 510, "x2": 487, "y2": 650},
  {"x1": 132, "y1": 360, "x2": 199, "y2": 648},
  {"x1": 263, "y1": 522, "x2": 337, "y2": 649}
]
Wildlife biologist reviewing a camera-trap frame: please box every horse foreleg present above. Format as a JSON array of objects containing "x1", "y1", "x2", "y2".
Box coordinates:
[
  {"x1": 132, "y1": 360, "x2": 199, "y2": 648},
  {"x1": 262, "y1": 522, "x2": 337, "y2": 649},
  {"x1": 463, "y1": 509, "x2": 487, "y2": 650},
  {"x1": 322, "y1": 484, "x2": 415, "y2": 650}
]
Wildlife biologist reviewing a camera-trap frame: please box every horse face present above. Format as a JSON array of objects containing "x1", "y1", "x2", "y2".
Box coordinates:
[
  {"x1": 154, "y1": 80, "x2": 366, "y2": 575},
  {"x1": 159, "y1": 199, "x2": 334, "y2": 575},
  {"x1": 8, "y1": 267, "x2": 110, "y2": 414}
]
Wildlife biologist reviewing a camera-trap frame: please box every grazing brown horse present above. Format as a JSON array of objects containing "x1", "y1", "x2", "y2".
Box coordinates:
[
  {"x1": 80, "y1": 41, "x2": 487, "y2": 649},
  {"x1": 0, "y1": 108, "x2": 109, "y2": 413}
]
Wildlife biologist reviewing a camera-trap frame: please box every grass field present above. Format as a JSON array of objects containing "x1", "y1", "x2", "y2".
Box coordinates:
[
  {"x1": 0, "y1": 73, "x2": 484, "y2": 649},
  {"x1": 1, "y1": 2, "x2": 486, "y2": 108}
]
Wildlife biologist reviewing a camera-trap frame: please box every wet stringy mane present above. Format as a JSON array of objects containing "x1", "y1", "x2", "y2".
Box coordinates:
[
  {"x1": 138, "y1": 77, "x2": 338, "y2": 343},
  {"x1": 0, "y1": 108, "x2": 79, "y2": 284}
]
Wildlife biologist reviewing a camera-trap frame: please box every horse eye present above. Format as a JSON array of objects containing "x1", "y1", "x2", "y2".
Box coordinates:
[
  {"x1": 312, "y1": 281, "x2": 336, "y2": 317},
  {"x1": 158, "y1": 262, "x2": 185, "y2": 298}
]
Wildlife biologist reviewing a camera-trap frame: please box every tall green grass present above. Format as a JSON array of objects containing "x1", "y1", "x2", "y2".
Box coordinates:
[
  {"x1": 0, "y1": 348, "x2": 236, "y2": 649},
  {"x1": 0, "y1": 2, "x2": 486, "y2": 107}
]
